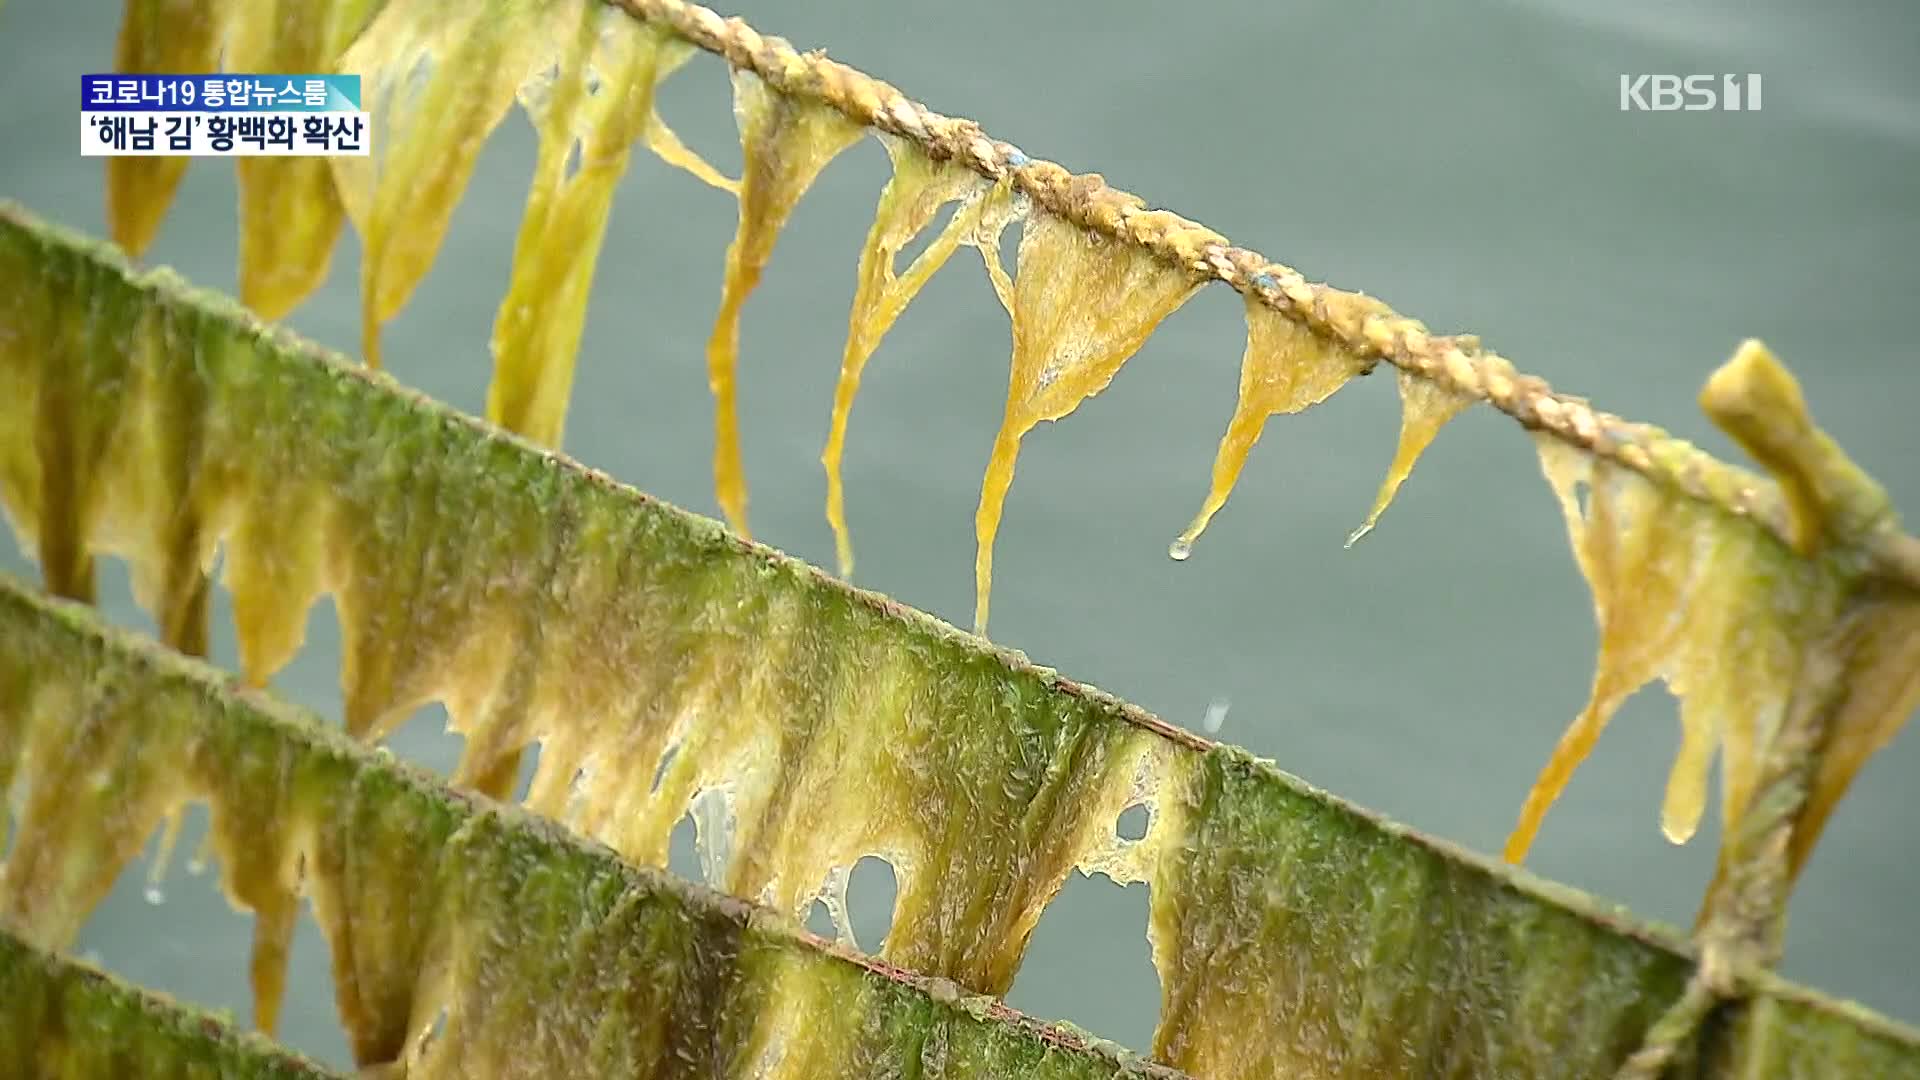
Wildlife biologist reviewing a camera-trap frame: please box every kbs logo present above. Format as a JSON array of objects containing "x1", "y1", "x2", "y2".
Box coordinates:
[{"x1": 1619, "y1": 74, "x2": 1762, "y2": 112}]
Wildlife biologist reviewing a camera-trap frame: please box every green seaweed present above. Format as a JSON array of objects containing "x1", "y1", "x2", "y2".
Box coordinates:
[{"x1": 0, "y1": 930, "x2": 342, "y2": 1079}]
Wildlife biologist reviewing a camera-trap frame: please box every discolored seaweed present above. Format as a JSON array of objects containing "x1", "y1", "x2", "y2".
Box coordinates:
[
  {"x1": 5, "y1": 204, "x2": 1916, "y2": 1077},
  {"x1": 106, "y1": 0, "x2": 240, "y2": 256},
  {"x1": 1507, "y1": 343, "x2": 1917, "y2": 886},
  {"x1": 1346, "y1": 364, "x2": 1476, "y2": 547},
  {"x1": 331, "y1": 0, "x2": 570, "y2": 368},
  {"x1": 228, "y1": 0, "x2": 385, "y2": 320},
  {"x1": 0, "y1": 578, "x2": 1192, "y2": 1080},
  {"x1": 973, "y1": 190, "x2": 1216, "y2": 634},
  {"x1": 824, "y1": 135, "x2": 991, "y2": 578},
  {"x1": 487, "y1": 3, "x2": 733, "y2": 448},
  {"x1": 704, "y1": 68, "x2": 864, "y2": 537},
  {"x1": 1171, "y1": 291, "x2": 1373, "y2": 560}
]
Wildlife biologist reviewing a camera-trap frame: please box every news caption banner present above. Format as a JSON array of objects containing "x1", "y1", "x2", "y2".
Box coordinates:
[{"x1": 81, "y1": 74, "x2": 368, "y2": 157}]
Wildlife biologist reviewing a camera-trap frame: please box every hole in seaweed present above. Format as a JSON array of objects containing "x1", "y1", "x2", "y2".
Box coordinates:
[
  {"x1": 563, "y1": 763, "x2": 593, "y2": 818},
  {"x1": 1115, "y1": 803, "x2": 1149, "y2": 841},
  {"x1": 516, "y1": 59, "x2": 563, "y2": 119},
  {"x1": 892, "y1": 200, "x2": 970, "y2": 268},
  {"x1": 1004, "y1": 873, "x2": 1159, "y2": 1055},
  {"x1": 689, "y1": 786, "x2": 735, "y2": 887},
  {"x1": 398, "y1": 49, "x2": 437, "y2": 109},
  {"x1": 384, "y1": 701, "x2": 468, "y2": 779},
  {"x1": 562, "y1": 137, "x2": 583, "y2": 183},
  {"x1": 997, "y1": 218, "x2": 1023, "y2": 276},
  {"x1": 2, "y1": 761, "x2": 20, "y2": 858},
  {"x1": 847, "y1": 854, "x2": 898, "y2": 953},
  {"x1": 805, "y1": 897, "x2": 836, "y2": 940},
  {"x1": 509, "y1": 742, "x2": 541, "y2": 803},
  {"x1": 666, "y1": 810, "x2": 701, "y2": 882},
  {"x1": 893, "y1": 218, "x2": 941, "y2": 270}
]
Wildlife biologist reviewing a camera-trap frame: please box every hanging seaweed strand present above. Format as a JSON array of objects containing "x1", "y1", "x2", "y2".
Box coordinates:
[
  {"x1": 486, "y1": 4, "x2": 734, "y2": 446},
  {"x1": 822, "y1": 135, "x2": 990, "y2": 578}
]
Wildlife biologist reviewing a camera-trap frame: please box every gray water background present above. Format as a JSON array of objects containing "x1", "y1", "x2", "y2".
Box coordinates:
[{"x1": 2, "y1": 0, "x2": 1917, "y2": 1067}]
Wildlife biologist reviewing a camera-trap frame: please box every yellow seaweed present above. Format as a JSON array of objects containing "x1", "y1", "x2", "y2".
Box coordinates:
[
  {"x1": 966, "y1": 178, "x2": 1023, "y2": 318},
  {"x1": 642, "y1": 111, "x2": 740, "y2": 196},
  {"x1": 485, "y1": 7, "x2": 721, "y2": 447},
  {"x1": 974, "y1": 203, "x2": 1212, "y2": 634},
  {"x1": 331, "y1": 0, "x2": 566, "y2": 368},
  {"x1": 1791, "y1": 586, "x2": 1920, "y2": 878},
  {"x1": 1511, "y1": 341, "x2": 1919, "y2": 870},
  {"x1": 705, "y1": 70, "x2": 864, "y2": 537},
  {"x1": 823, "y1": 135, "x2": 989, "y2": 577},
  {"x1": 1701, "y1": 340, "x2": 1896, "y2": 555},
  {"x1": 1508, "y1": 436, "x2": 1832, "y2": 863},
  {"x1": 1170, "y1": 293, "x2": 1372, "y2": 560},
  {"x1": 227, "y1": 0, "x2": 383, "y2": 320},
  {"x1": 106, "y1": 0, "x2": 239, "y2": 256},
  {"x1": 1345, "y1": 365, "x2": 1475, "y2": 546},
  {"x1": 1695, "y1": 341, "x2": 1913, "y2": 880}
]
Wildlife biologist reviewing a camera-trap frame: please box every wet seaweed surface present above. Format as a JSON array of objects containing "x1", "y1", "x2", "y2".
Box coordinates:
[{"x1": 4, "y1": 203, "x2": 1918, "y2": 1077}]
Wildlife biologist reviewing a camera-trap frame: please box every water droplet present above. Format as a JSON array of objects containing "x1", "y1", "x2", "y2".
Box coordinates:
[
  {"x1": 186, "y1": 857, "x2": 207, "y2": 876},
  {"x1": 1168, "y1": 538, "x2": 1192, "y2": 561},
  {"x1": 143, "y1": 885, "x2": 165, "y2": 905}
]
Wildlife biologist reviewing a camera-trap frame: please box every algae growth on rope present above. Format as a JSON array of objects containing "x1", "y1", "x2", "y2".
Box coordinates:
[
  {"x1": 0, "y1": 580, "x2": 1192, "y2": 1080},
  {"x1": 6, "y1": 580, "x2": 1919, "y2": 1079},
  {"x1": 0, "y1": 930, "x2": 343, "y2": 1079},
  {"x1": 7, "y1": 202, "x2": 1920, "y2": 1078}
]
